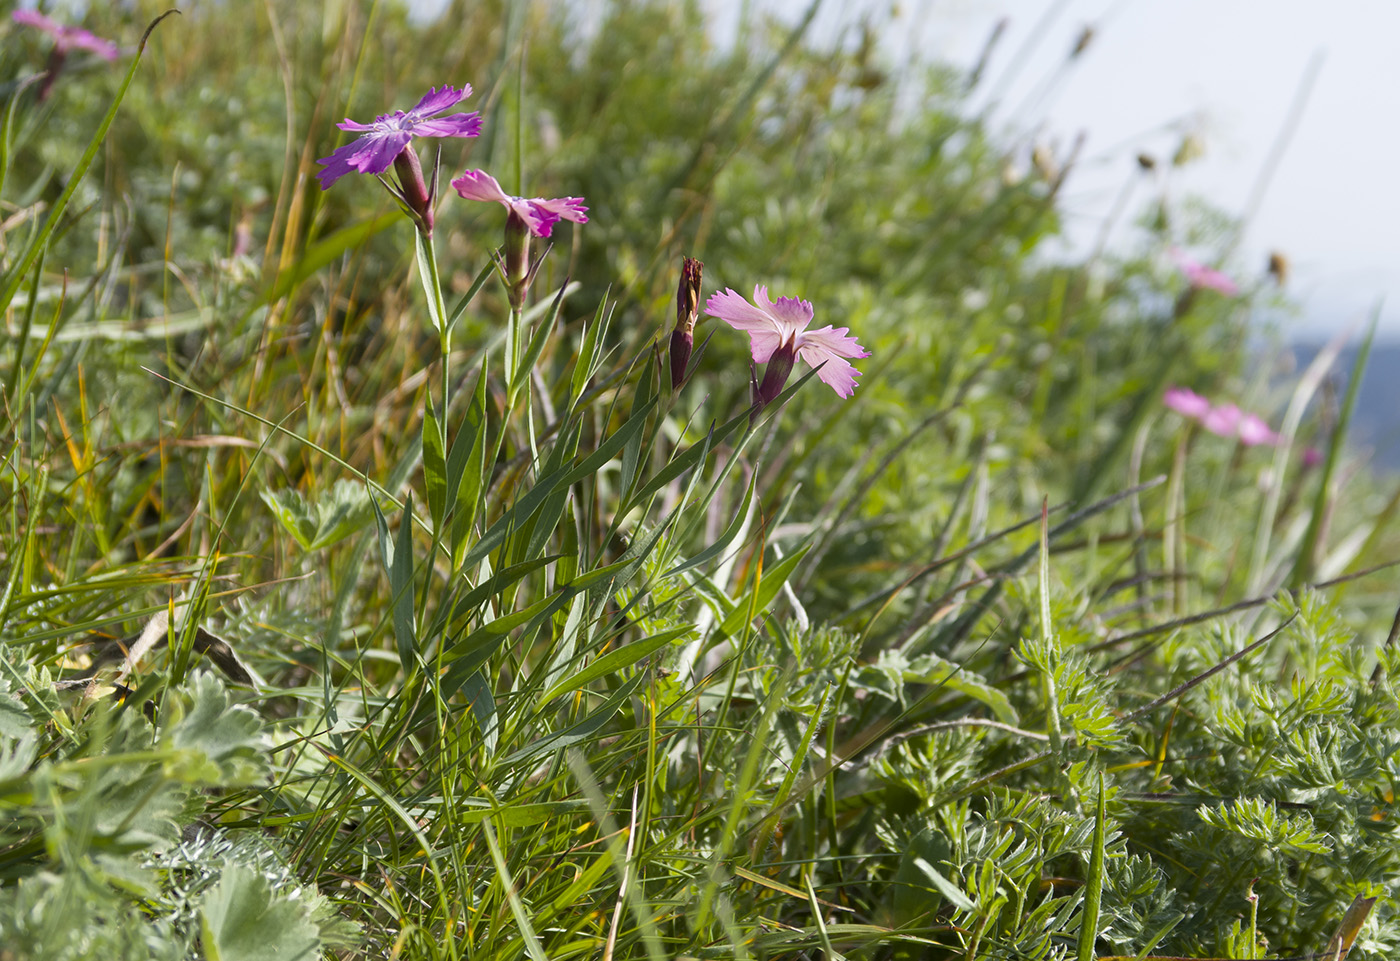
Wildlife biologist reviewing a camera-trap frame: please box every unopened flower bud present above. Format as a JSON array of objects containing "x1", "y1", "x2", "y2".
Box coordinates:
[
  {"x1": 393, "y1": 147, "x2": 434, "y2": 236},
  {"x1": 669, "y1": 256, "x2": 703, "y2": 390}
]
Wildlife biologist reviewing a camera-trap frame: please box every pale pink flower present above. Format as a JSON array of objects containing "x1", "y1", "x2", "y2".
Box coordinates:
[
  {"x1": 1163, "y1": 386, "x2": 1211, "y2": 419},
  {"x1": 1201, "y1": 403, "x2": 1242, "y2": 438},
  {"x1": 1237, "y1": 413, "x2": 1279, "y2": 447},
  {"x1": 705, "y1": 285, "x2": 869, "y2": 401},
  {"x1": 1164, "y1": 387, "x2": 1279, "y2": 447},
  {"x1": 1170, "y1": 247, "x2": 1239, "y2": 296},
  {"x1": 1302, "y1": 446, "x2": 1323, "y2": 468},
  {"x1": 12, "y1": 10, "x2": 118, "y2": 60},
  {"x1": 450, "y1": 169, "x2": 587, "y2": 238}
]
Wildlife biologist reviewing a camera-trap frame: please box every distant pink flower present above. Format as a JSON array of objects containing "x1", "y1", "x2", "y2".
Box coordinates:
[
  {"x1": 1302, "y1": 446, "x2": 1323, "y2": 468},
  {"x1": 1201, "y1": 403, "x2": 1242, "y2": 438},
  {"x1": 705, "y1": 285, "x2": 869, "y2": 403},
  {"x1": 12, "y1": 10, "x2": 118, "y2": 60},
  {"x1": 1163, "y1": 386, "x2": 1211, "y2": 419},
  {"x1": 1237, "y1": 413, "x2": 1279, "y2": 447},
  {"x1": 1171, "y1": 248, "x2": 1239, "y2": 296},
  {"x1": 316, "y1": 85, "x2": 481, "y2": 190},
  {"x1": 1164, "y1": 387, "x2": 1279, "y2": 446},
  {"x1": 450, "y1": 169, "x2": 587, "y2": 238}
]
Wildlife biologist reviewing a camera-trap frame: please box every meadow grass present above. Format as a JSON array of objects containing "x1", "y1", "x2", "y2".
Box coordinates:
[{"x1": 1, "y1": 2, "x2": 1399, "y2": 959}]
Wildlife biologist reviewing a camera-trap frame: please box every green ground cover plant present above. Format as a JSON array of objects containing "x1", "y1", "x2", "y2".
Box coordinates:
[{"x1": 1, "y1": 1, "x2": 1398, "y2": 958}]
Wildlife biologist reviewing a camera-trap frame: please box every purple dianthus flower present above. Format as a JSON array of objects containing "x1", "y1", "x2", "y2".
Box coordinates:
[{"x1": 315, "y1": 85, "x2": 481, "y2": 191}]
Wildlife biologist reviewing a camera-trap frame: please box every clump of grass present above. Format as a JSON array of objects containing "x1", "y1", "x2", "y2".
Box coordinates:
[{"x1": 1, "y1": 2, "x2": 1398, "y2": 959}]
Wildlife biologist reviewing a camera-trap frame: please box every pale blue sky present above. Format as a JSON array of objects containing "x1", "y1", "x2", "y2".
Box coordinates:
[{"x1": 408, "y1": 0, "x2": 1399, "y2": 337}]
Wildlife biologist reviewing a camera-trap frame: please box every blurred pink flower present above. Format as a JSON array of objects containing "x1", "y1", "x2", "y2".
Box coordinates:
[
  {"x1": 1302, "y1": 446, "x2": 1323, "y2": 468},
  {"x1": 1164, "y1": 388, "x2": 1278, "y2": 446},
  {"x1": 1170, "y1": 248, "x2": 1239, "y2": 296},
  {"x1": 1201, "y1": 403, "x2": 1242, "y2": 438},
  {"x1": 12, "y1": 10, "x2": 118, "y2": 60},
  {"x1": 1163, "y1": 386, "x2": 1211, "y2": 419},
  {"x1": 1237, "y1": 413, "x2": 1279, "y2": 447},
  {"x1": 705, "y1": 285, "x2": 869, "y2": 403}
]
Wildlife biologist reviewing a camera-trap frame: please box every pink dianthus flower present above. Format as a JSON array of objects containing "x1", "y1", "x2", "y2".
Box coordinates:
[
  {"x1": 705, "y1": 285, "x2": 869, "y2": 404},
  {"x1": 450, "y1": 169, "x2": 588, "y2": 239}
]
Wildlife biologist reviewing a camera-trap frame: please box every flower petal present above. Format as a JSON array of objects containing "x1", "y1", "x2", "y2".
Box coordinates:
[
  {"x1": 1238, "y1": 413, "x2": 1278, "y2": 447},
  {"x1": 754, "y1": 286, "x2": 813, "y2": 339},
  {"x1": 798, "y1": 350, "x2": 863, "y2": 398},
  {"x1": 412, "y1": 112, "x2": 483, "y2": 139},
  {"x1": 704, "y1": 287, "x2": 783, "y2": 334},
  {"x1": 520, "y1": 202, "x2": 563, "y2": 237},
  {"x1": 1163, "y1": 386, "x2": 1211, "y2": 420},
  {"x1": 407, "y1": 84, "x2": 470, "y2": 120},
  {"x1": 12, "y1": 10, "x2": 61, "y2": 33},
  {"x1": 64, "y1": 27, "x2": 118, "y2": 60},
  {"x1": 531, "y1": 196, "x2": 588, "y2": 225},
  {"x1": 451, "y1": 168, "x2": 512, "y2": 204},
  {"x1": 796, "y1": 325, "x2": 869, "y2": 397},
  {"x1": 1201, "y1": 403, "x2": 1242, "y2": 438},
  {"x1": 316, "y1": 130, "x2": 411, "y2": 188}
]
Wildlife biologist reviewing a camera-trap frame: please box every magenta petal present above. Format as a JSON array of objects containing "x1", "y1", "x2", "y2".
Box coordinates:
[
  {"x1": 451, "y1": 168, "x2": 512, "y2": 204},
  {"x1": 408, "y1": 84, "x2": 470, "y2": 120},
  {"x1": 531, "y1": 196, "x2": 588, "y2": 225},
  {"x1": 519, "y1": 202, "x2": 562, "y2": 238},
  {"x1": 316, "y1": 131, "x2": 410, "y2": 188},
  {"x1": 1163, "y1": 386, "x2": 1211, "y2": 420},
  {"x1": 412, "y1": 112, "x2": 483, "y2": 139}
]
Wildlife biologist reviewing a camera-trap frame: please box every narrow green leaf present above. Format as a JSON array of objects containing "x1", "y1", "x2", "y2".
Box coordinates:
[
  {"x1": 510, "y1": 281, "x2": 569, "y2": 396},
  {"x1": 460, "y1": 398, "x2": 657, "y2": 571},
  {"x1": 451, "y1": 373, "x2": 489, "y2": 567},
  {"x1": 414, "y1": 229, "x2": 445, "y2": 333},
  {"x1": 715, "y1": 545, "x2": 810, "y2": 639},
  {"x1": 423, "y1": 397, "x2": 449, "y2": 528},
  {"x1": 1077, "y1": 772, "x2": 1107, "y2": 961},
  {"x1": 481, "y1": 818, "x2": 549, "y2": 961},
  {"x1": 539, "y1": 626, "x2": 689, "y2": 706},
  {"x1": 391, "y1": 496, "x2": 418, "y2": 674},
  {"x1": 504, "y1": 670, "x2": 646, "y2": 765},
  {"x1": 1292, "y1": 309, "x2": 1377, "y2": 587},
  {"x1": 446, "y1": 260, "x2": 497, "y2": 335},
  {"x1": 251, "y1": 212, "x2": 400, "y2": 312},
  {"x1": 664, "y1": 466, "x2": 754, "y2": 577},
  {"x1": 571, "y1": 297, "x2": 614, "y2": 408},
  {"x1": 913, "y1": 857, "x2": 977, "y2": 915}
]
